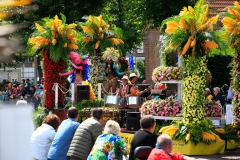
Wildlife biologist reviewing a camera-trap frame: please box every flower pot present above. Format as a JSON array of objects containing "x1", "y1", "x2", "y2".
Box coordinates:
[
  {"x1": 54, "y1": 109, "x2": 68, "y2": 123},
  {"x1": 172, "y1": 140, "x2": 225, "y2": 155}
]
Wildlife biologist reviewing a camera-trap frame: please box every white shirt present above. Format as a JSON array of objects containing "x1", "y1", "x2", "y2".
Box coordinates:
[{"x1": 30, "y1": 124, "x2": 56, "y2": 160}]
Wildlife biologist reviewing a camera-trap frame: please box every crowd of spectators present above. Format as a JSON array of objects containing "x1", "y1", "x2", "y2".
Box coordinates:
[{"x1": 0, "y1": 78, "x2": 44, "y2": 109}]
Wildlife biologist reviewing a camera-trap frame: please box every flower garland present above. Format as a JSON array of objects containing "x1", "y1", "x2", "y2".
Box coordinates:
[
  {"x1": 152, "y1": 66, "x2": 182, "y2": 82},
  {"x1": 152, "y1": 66, "x2": 211, "y2": 83},
  {"x1": 43, "y1": 51, "x2": 65, "y2": 109},
  {"x1": 221, "y1": 1, "x2": 240, "y2": 125}
]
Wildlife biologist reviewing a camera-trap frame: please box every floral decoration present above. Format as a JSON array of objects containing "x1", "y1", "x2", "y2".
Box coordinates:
[
  {"x1": 28, "y1": 14, "x2": 80, "y2": 110},
  {"x1": 80, "y1": 15, "x2": 124, "y2": 56},
  {"x1": 140, "y1": 99, "x2": 221, "y2": 118},
  {"x1": 204, "y1": 101, "x2": 222, "y2": 117},
  {"x1": 140, "y1": 99, "x2": 182, "y2": 117},
  {"x1": 152, "y1": 66, "x2": 182, "y2": 83},
  {"x1": 221, "y1": 1, "x2": 240, "y2": 125},
  {"x1": 159, "y1": 0, "x2": 222, "y2": 144}
]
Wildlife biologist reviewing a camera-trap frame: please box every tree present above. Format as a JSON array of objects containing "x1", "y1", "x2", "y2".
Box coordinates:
[{"x1": 2, "y1": 0, "x2": 108, "y2": 68}]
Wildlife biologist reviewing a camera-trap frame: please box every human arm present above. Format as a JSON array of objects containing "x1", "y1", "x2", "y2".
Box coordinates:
[
  {"x1": 116, "y1": 137, "x2": 129, "y2": 156},
  {"x1": 113, "y1": 64, "x2": 125, "y2": 76},
  {"x1": 59, "y1": 70, "x2": 74, "y2": 76},
  {"x1": 70, "y1": 61, "x2": 83, "y2": 70}
]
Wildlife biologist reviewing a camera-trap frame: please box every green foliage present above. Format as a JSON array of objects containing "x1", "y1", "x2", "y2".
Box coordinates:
[
  {"x1": 135, "y1": 60, "x2": 145, "y2": 78},
  {"x1": 214, "y1": 125, "x2": 240, "y2": 142},
  {"x1": 173, "y1": 119, "x2": 215, "y2": 145},
  {"x1": 64, "y1": 99, "x2": 105, "y2": 111},
  {"x1": 33, "y1": 107, "x2": 50, "y2": 129}
]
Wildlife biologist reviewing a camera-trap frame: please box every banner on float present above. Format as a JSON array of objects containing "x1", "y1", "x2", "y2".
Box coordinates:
[
  {"x1": 172, "y1": 140, "x2": 225, "y2": 155},
  {"x1": 119, "y1": 132, "x2": 134, "y2": 146}
]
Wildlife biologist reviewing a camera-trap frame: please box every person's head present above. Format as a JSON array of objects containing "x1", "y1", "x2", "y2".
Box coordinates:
[
  {"x1": 91, "y1": 108, "x2": 103, "y2": 121},
  {"x1": 43, "y1": 114, "x2": 60, "y2": 131},
  {"x1": 140, "y1": 115, "x2": 156, "y2": 133},
  {"x1": 19, "y1": 84, "x2": 24, "y2": 90},
  {"x1": 39, "y1": 86, "x2": 44, "y2": 91},
  {"x1": 213, "y1": 87, "x2": 220, "y2": 96},
  {"x1": 74, "y1": 64, "x2": 84, "y2": 76},
  {"x1": 67, "y1": 107, "x2": 79, "y2": 121},
  {"x1": 121, "y1": 75, "x2": 129, "y2": 85},
  {"x1": 22, "y1": 78, "x2": 25, "y2": 82},
  {"x1": 30, "y1": 86, "x2": 35, "y2": 91},
  {"x1": 142, "y1": 80, "x2": 147, "y2": 84},
  {"x1": 12, "y1": 84, "x2": 17, "y2": 90},
  {"x1": 35, "y1": 85, "x2": 39, "y2": 90},
  {"x1": 26, "y1": 78, "x2": 30, "y2": 82},
  {"x1": 204, "y1": 88, "x2": 210, "y2": 95},
  {"x1": 5, "y1": 84, "x2": 8, "y2": 89},
  {"x1": 8, "y1": 83, "x2": 12, "y2": 88},
  {"x1": 104, "y1": 120, "x2": 120, "y2": 135},
  {"x1": 16, "y1": 100, "x2": 27, "y2": 105},
  {"x1": 129, "y1": 73, "x2": 138, "y2": 82},
  {"x1": 157, "y1": 134, "x2": 173, "y2": 153}
]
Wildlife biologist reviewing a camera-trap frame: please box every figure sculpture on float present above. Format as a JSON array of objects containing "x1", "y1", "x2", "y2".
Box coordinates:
[
  {"x1": 102, "y1": 47, "x2": 128, "y2": 95},
  {"x1": 59, "y1": 51, "x2": 95, "y2": 100}
]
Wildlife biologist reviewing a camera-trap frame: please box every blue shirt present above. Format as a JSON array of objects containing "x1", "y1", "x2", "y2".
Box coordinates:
[
  {"x1": 48, "y1": 118, "x2": 80, "y2": 160},
  {"x1": 25, "y1": 82, "x2": 31, "y2": 93},
  {"x1": 35, "y1": 89, "x2": 41, "y2": 95}
]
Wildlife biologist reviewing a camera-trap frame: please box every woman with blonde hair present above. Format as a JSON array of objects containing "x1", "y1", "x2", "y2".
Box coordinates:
[{"x1": 87, "y1": 120, "x2": 129, "y2": 160}]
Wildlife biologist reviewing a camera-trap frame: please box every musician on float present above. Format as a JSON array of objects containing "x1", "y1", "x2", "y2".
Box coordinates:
[
  {"x1": 117, "y1": 75, "x2": 130, "y2": 108},
  {"x1": 59, "y1": 52, "x2": 95, "y2": 100},
  {"x1": 102, "y1": 47, "x2": 127, "y2": 95},
  {"x1": 129, "y1": 73, "x2": 149, "y2": 97}
]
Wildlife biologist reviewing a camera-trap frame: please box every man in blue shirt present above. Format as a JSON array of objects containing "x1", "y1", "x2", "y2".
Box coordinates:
[
  {"x1": 25, "y1": 78, "x2": 31, "y2": 94},
  {"x1": 34, "y1": 85, "x2": 41, "y2": 109},
  {"x1": 48, "y1": 107, "x2": 80, "y2": 160}
]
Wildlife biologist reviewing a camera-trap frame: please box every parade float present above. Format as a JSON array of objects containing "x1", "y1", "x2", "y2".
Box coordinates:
[{"x1": 151, "y1": 0, "x2": 227, "y2": 154}]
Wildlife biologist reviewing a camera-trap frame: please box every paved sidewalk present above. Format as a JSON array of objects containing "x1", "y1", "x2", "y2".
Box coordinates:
[{"x1": 190, "y1": 153, "x2": 240, "y2": 160}]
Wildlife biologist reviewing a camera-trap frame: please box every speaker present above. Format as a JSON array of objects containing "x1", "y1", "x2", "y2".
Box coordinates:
[
  {"x1": 76, "y1": 85, "x2": 90, "y2": 102},
  {"x1": 126, "y1": 112, "x2": 140, "y2": 131}
]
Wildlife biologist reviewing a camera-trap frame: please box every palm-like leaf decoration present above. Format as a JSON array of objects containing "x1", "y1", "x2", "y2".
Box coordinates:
[
  {"x1": 221, "y1": 2, "x2": 240, "y2": 48},
  {"x1": 28, "y1": 14, "x2": 80, "y2": 62},
  {"x1": 80, "y1": 15, "x2": 124, "y2": 56},
  {"x1": 160, "y1": 0, "x2": 219, "y2": 56},
  {"x1": 221, "y1": 1, "x2": 240, "y2": 125}
]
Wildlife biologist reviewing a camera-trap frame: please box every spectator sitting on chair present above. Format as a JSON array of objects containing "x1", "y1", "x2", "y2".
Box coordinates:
[
  {"x1": 148, "y1": 134, "x2": 195, "y2": 160},
  {"x1": 129, "y1": 115, "x2": 158, "y2": 160},
  {"x1": 48, "y1": 107, "x2": 80, "y2": 160},
  {"x1": 67, "y1": 108, "x2": 103, "y2": 160}
]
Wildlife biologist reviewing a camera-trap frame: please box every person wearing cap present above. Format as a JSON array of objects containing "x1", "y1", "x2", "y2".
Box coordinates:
[{"x1": 204, "y1": 88, "x2": 213, "y2": 101}]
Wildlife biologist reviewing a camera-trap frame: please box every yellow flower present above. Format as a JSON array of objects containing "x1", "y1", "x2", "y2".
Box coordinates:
[
  {"x1": 52, "y1": 39, "x2": 57, "y2": 45},
  {"x1": 35, "y1": 23, "x2": 45, "y2": 32},
  {"x1": 63, "y1": 43, "x2": 67, "y2": 48}
]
